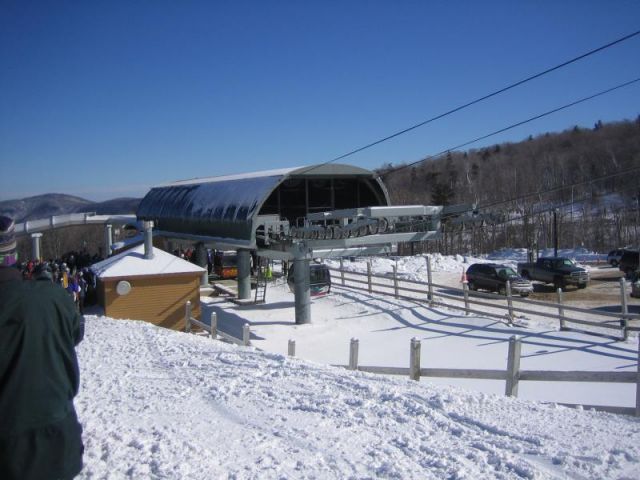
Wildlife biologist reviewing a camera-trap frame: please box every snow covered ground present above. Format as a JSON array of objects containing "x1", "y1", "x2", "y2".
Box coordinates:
[
  {"x1": 209, "y1": 280, "x2": 638, "y2": 408},
  {"x1": 76, "y1": 315, "x2": 640, "y2": 479},
  {"x1": 74, "y1": 250, "x2": 640, "y2": 479}
]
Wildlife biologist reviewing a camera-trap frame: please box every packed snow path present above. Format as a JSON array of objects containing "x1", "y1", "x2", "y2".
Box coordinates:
[{"x1": 76, "y1": 316, "x2": 640, "y2": 479}]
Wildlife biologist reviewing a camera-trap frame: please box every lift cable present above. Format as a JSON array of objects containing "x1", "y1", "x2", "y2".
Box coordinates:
[
  {"x1": 472, "y1": 166, "x2": 640, "y2": 214},
  {"x1": 301, "y1": 29, "x2": 640, "y2": 175},
  {"x1": 380, "y1": 77, "x2": 640, "y2": 180},
  {"x1": 432, "y1": 165, "x2": 640, "y2": 222},
  {"x1": 439, "y1": 181, "x2": 640, "y2": 235}
]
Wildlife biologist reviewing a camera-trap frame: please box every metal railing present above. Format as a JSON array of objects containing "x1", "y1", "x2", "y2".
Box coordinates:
[{"x1": 14, "y1": 212, "x2": 137, "y2": 236}]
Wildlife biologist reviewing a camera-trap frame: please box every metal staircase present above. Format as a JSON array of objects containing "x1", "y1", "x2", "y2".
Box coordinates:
[{"x1": 254, "y1": 259, "x2": 268, "y2": 304}]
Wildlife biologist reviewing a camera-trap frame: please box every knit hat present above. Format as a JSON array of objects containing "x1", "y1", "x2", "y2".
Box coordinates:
[{"x1": 0, "y1": 215, "x2": 18, "y2": 266}]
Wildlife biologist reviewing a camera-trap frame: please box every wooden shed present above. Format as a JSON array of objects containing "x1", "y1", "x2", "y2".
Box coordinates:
[{"x1": 91, "y1": 244, "x2": 206, "y2": 330}]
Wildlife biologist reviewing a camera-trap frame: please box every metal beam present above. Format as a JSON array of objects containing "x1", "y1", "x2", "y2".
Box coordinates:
[
  {"x1": 306, "y1": 230, "x2": 441, "y2": 248},
  {"x1": 305, "y1": 245, "x2": 394, "y2": 259},
  {"x1": 15, "y1": 213, "x2": 138, "y2": 237},
  {"x1": 154, "y1": 230, "x2": 255, "y2": 251},
  {"x1": 258, "y1": 230, "x2": 440, "y2": 260},
  {"x1": 305, "y1": 205, "x2": 443, "y2": 221}
]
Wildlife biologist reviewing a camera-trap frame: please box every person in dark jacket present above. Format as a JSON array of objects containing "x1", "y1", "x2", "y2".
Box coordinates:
[{"x1": 0, "y1": 216, "x2": 84, "y2": 480}]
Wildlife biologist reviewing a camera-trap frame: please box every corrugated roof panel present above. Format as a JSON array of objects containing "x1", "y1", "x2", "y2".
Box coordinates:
[
  {"x1": 137, "y1": 174, "x2": 286, "y2": 241},
  {"x1": 137, "y1": 164, "x2": 391, "y2": 245},
  {"x1": 158, "y1": 166, "x2": 300, "y2": 187}
]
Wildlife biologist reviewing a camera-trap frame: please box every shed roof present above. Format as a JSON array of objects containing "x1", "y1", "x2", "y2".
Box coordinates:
[
  {"x1": 136, "y1": 164, "x2": 390, "y2": 247},
  {"x1": 91, "y1": 244, "x2": 205, "y2": 279}
]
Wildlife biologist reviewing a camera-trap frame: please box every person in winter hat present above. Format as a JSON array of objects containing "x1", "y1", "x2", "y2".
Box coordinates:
[
  {"x1": 0, "y1": 215, "x2": 21, "y2": 284},
  {"x1": 0, "y1": 215, "x2": 17, "y2": 261},
  {"x1": 0, "y1": 215, "x2": 85, "y2": 480},
  {"x1": 33, "y1": 262, "x2": 54, "y2": 282}
]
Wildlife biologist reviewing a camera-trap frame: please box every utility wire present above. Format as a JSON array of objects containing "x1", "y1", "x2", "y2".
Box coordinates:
[
  {"x1": 476, "y1": 166, "x2": 640, "y2": 213},
  {"x1": 445, "y1": 183, "x2": 640, "y2": 235},
  {"x1": 318, "y1": 29, "x2": 640, "y2": 169},
  {"x1": 381, "y1": 77, "x2": 640, "y2": 179},
  {"x1": 441, "y1": 176, "x2": 640, "y2": 233},
  {"x1": 434, "y1": 165, "x2": 640, "y2": 221}
]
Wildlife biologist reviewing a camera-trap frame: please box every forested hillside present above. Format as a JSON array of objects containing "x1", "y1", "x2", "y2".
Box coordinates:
[
  {"x1": 380, "y1": 118, "x2": 640, "y2": 255},
  {"x1": 0, "y1": 194, "x2": 140, "y2": 223}
]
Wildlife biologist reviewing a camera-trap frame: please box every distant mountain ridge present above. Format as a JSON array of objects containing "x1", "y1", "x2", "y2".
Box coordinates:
[{"x1": 0, "y1": 193, "x2": 141, "y2": 223}]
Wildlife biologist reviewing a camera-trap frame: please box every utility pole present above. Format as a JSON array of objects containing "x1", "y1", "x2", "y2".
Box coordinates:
[
  {"x1": 570, "y1": 186, "x2": 574, "y2": 248},
  {"x1": 553, "y1": 209, "x2": 559, "y2": 257},
  {"x1": 636, "y1": 190, "x2": 640, "y2": 248}
]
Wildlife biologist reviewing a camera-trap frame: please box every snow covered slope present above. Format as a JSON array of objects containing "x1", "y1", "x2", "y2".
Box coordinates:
[{"x1": 75, "y1": 316, "x2": 640, "y2": 479}]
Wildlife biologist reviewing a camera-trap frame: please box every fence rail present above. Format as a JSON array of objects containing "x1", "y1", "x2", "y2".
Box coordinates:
[
  {"x1": 310, "y1": 335, "x2": 640, "y2": 417},
  {"x1": 184, "y1": 301, "x2": 251, "y2": 346},
  {"x1": 329, "y1": 257, "x2": 640, "y2": 341}
]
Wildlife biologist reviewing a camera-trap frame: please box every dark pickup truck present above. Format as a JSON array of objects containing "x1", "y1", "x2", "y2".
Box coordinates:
[{"x1": 517, "y1": 257, "x2": 589, "y2": 290}]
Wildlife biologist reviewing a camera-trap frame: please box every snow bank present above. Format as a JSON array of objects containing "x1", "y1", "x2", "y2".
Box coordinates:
[{"x1": 325, "y1": 248, "x2": 605, "y2": 282}]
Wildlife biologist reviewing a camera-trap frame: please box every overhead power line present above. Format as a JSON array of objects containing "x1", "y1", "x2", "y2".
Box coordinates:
[
  {"x1": 476, "y1": 166, "x2": 640, "y2": 213},
  {"x1": 320, "y1": 29, "x2": 640, "y2": 167},
  {"x1": 443, "y1": 181, "x2": 640, "y2": 235},
  {"x1": 381, "y1": 76, "x2": 640, "y2": 179},
  {"x1": 434, "y1": 164, "x2": 640, "y2": 221}
]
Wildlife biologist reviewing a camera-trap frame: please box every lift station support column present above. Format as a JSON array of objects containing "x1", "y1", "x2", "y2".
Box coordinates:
[
  {"x1": 143, "y1": 221, "x2": 154, "y2": 259},
  {"x1": 104, "y1": 224, "x2": 113, "y2": 257},
  {"x1": 293, "y1": 243, "x2": 312, "y2": 325},
  {"x1": 31, "y1": 233, "x2": 43, "y2": 261},
  {"x1": 194, "y1": 242, "x2": 209, "y2": 286},
  {"x1": 237, "y1": 249, "x2": 252, "y2": 300}
]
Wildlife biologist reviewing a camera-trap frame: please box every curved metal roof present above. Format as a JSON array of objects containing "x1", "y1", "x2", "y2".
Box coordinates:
[{"x1": 137, "y1": 164, "x2": 390, "y2": 247}]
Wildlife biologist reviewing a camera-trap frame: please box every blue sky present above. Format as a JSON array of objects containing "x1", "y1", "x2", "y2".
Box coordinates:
[{"x1": 1, "y1": 1, "x2": 639, "y2": 201}]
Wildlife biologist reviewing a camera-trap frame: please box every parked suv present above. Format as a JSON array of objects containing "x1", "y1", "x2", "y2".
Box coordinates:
[
  {"x1": 630, "y1": 270, "x2": 640, "y2": 298},
  {"x1": 618, "y1": 249, "x2": 639, "y2": 278},
  {"x1": 607, "y1": 249, "x2": 625, "y2": 267},
  {"x1": 466, "y1": 263, "x2": 533, "y2": 297}
]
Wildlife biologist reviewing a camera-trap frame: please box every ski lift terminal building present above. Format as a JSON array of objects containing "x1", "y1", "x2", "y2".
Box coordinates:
[{"x1": 137, "y1": 163, "x2": 445, "y2": 325}]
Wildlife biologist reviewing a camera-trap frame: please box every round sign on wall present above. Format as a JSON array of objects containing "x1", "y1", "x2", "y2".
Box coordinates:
[{"x1": 116, "y1": 280, "x2": 132, "y2": 296}]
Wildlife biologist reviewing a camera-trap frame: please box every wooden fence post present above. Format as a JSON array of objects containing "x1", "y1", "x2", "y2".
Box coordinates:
[
  {"x1": 367, "y1": 260, "x2": 372, "y2": 294},
  {"x1": 209, "y1": 311, "x2": 217, "y2": 339},
  {"x1": 340, "y1": 258, "x2": 345, "y2": 286},
  {"x1": 288, "y1": 339, "x2": 296, "y2": 357},
  {"x1": 505, "y1": 335, "x2": 522, "y2": 397},
  {"x1": 506, "y1": 280, "x2": 514, "y2": 325},
  {"x1": 410, "y1": 337, "x2": 421, "y2": 381},
  {"x1": 392, "y1": 265, "x2": 399, "y2": 298},
  {"x1": 426, "y1": 255, "x2": 433, "y2": 305},
  {"x1": 462, "y1": 281, "x2": 470, "y2": 315},
  {"x1": 635, "y1": 335, "x2": 640, "y2": 417},
  {"x1": 184, "y1": 301, "x2": 192, "y2": 333},
  {"x1": 620, "y1": 278, "x2": 629, "y2": 341},
  {"x1": 243, "y1": 323, "x2": 251, "y2": 346},
  {"x1": 557, "y1": 288, "x2": 566, "y2": 331},
  {"x1": 349, "y1": 338, "x2": 359, "y2": 370}
]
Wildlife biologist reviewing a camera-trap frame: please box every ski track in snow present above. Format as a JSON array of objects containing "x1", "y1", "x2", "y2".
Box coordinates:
[{"x1": 75, "y1": 316, "x2": 640, "y2": 479}]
